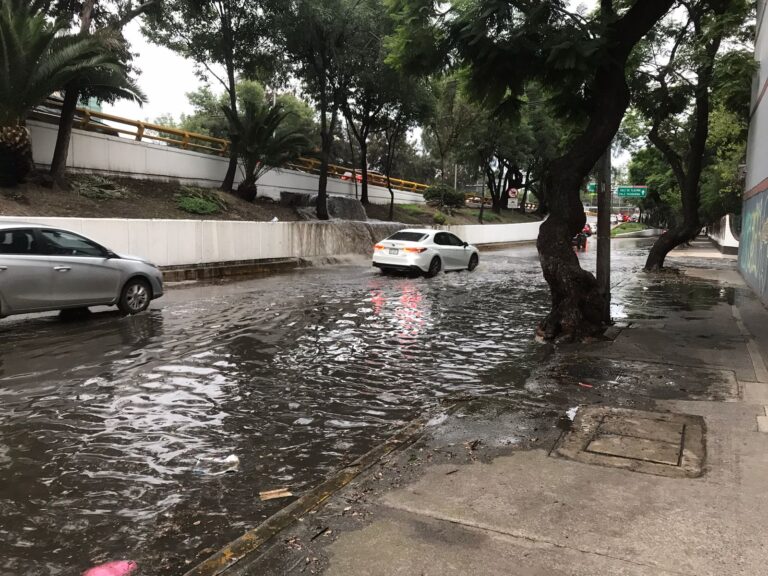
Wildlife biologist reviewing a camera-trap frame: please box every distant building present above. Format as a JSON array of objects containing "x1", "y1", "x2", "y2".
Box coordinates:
[
  {"x1": 740, "y1": 0, "x2": 768, "y2": 304},
  {"x1": 83, "y1": 97, "x2": 103, "y2": 113}
]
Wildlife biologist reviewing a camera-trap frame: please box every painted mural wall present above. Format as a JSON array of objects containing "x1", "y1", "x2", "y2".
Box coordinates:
[
  {"x1": 739, "y1": 192, "x2": 768, "y2": 302},
  {"x1": 740, "y1": 0, "x2": 768, "y2": 304}
]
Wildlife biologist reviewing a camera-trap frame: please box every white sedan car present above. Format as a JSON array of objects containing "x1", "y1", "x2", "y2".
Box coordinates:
[{"x1": 372, "y1": 229, "x2": 480, "y2": 277}]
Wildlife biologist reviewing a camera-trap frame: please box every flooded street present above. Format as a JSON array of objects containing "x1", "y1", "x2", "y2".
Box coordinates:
[{"x1": 1, "y1": 240, "x2": 657, "y2": 575}]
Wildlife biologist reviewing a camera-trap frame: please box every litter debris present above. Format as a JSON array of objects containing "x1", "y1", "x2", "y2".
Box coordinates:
[
  {"x1": 82, "y1": 560, "x2": 137, "y2": 576},
  {"x1": 566, "y1": 407, "x2": 579, "y2": 421},
  {"x1": 259, "y1": 488, "x2": 293, "y2": 501},
  {"x1": 193, "y1": 454, "x2": 240, "y2": 476},
  {"x1": 577, "y1": 381, "x2": 594, "y2": 389},
  {"x1": 271, "y1": 216, "x2": 279, "y2": 222},
  {"x1": 446, "y1": 469, "x2": 460, "y2": 476},
  {"x1": 310, "y1": 526, "x2": 331, "y2": 541}
]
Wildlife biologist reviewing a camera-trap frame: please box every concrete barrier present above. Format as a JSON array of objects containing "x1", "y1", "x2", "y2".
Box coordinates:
[
  {"x1": 439, "y1": 221, "x2": 543, "y2": 246},
  {"x1": 0, "y1": 217, "x2": 543, "y2": 279},
  {"x1": 708, "y1": 214, "x2": 740, "y2": 255},
  {"x1": 27, "y1": 120, "x2": 425, "y2": 206}
]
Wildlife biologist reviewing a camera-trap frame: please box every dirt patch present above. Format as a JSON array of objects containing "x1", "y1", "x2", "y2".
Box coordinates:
[{"x1": 0, "y1": 172, "x2": 301, "y2": 222}]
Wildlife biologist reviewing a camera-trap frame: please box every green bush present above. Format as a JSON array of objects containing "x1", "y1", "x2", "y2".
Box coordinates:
[
  {"x1": 423, "y1": 184, "x2": 465, "y2": 208},
  {"x1": 175, "y1": 189, "x2": 225, "y2": 215},
  {"x1": 433, "y1": 210, "x2": 447, "y2": 225}
]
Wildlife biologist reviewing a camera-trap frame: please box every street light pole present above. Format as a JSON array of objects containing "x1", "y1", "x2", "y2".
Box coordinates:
[{"x1": 596, "y1": 145, "x2": 612, "y2": 325}]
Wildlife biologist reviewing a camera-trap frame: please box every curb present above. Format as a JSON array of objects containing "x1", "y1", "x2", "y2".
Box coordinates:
[{"x1": 183, "y1": 417, "x2": 429, "y2": 576}]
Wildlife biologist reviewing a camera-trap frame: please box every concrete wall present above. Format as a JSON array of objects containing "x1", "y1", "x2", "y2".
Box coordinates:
[
  {"x1": 0, "y1": 216, "x2": 542, "y2": 268},
  {"x1": 708, "y1": 214, "x2": 740, "y2": 255},
  {"x1": 439, "y1": 221, "x2": 543, "y2": 246},
  {"x1": 27, "y1": 120, "x2": 425, "y2": 206},
  {"x1": 741, "y1": 0, "x2": 768, "y2": 303}
]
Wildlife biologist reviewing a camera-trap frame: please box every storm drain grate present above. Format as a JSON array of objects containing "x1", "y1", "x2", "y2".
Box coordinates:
[{"x1": 554, "y1": 407, "x2": 705, "y2": 478}]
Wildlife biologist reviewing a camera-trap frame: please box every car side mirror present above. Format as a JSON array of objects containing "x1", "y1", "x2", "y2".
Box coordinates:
[{"x1": 463, "y1": 242, "x2": 468, "y2": 248}]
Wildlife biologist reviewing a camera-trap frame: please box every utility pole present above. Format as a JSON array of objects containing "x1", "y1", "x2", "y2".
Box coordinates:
[{"x1": 596, "y1": 145, "x2": 612, "y2": 325}]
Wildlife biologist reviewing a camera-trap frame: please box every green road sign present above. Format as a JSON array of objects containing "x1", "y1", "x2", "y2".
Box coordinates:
[
  {"x1": 587, "y1": 182, "x2": 596, "y2": 193},
  {"x1": 617, "y1": 185, "x2": 647, "y2": 197}
]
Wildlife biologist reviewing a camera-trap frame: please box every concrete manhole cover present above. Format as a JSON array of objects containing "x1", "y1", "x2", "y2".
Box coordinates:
[{"x1": 554, "y1": 407, "x2": 705, "y2": 478}]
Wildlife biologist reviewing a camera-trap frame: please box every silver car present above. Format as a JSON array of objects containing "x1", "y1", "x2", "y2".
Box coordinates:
[
  {"x1": 0, "y1": 222, "x2": 163, "y2": 318},
  {"x1": 372, "y1": 228, "x2": 480, "y2": 277}
]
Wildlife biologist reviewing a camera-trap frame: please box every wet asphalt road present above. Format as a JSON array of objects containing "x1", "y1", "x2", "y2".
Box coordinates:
[{"x1": 0, "y1": 240, "x2": 653, "y2": 575}]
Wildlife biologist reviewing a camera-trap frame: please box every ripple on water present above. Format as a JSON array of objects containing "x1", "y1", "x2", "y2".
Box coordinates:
[{"x1": 0, "y1": 254, "x2": 552, "y2": 575}]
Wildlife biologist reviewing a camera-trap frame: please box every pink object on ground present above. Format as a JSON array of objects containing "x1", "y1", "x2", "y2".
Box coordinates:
[{"x1": 82, "y1": 560, "x2": 138, "y2": 576}]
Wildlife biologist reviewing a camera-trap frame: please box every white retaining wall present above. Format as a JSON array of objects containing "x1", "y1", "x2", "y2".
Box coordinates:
[
  {"x1": 27, "y1": 120, "x2": 425, "y2": 205},
  {"x1": 0, "y1": 217, "x2": 542, "y2": 268},
  {"x1": 708, "y1": 214, "x2": 740, "y2": 253},
  {"x1": 441, "y1": 221, "x2": 543, "y2": 246}
]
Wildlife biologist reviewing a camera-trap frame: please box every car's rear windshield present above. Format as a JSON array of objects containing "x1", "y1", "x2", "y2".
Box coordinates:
[{"x1": 387, "y1": 232, "x2": 428, "y2": 242}]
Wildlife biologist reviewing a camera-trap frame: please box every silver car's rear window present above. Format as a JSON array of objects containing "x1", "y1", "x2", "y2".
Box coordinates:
[{"x1": 387, "y1": 232, "x2": 428, "y2": 242}]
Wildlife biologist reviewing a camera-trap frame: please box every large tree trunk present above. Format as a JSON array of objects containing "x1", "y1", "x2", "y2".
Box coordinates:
[
  {"x1": 535, "y1": 0, "x2": 675, "y2": 340},
  {"x1": 643, "y1": 3, "x2": 723, "y2": 271},
  {"x1": 220, "y1": 46, "x2": 239, "y2": 192},
  {"x1": 49, "y1": 85, "x2": 79, "y2": 187},
  {"x1": 645, "y1": 223, "x2": 699, "y2": 270},
  {"x1": 316, "y1": 106, "x2": 334, "y2": 221},
  {"x1": 360, "y1": 141, "x2": 369, "y2": 205},
  {"x1": 537, "y1": 165, "x2": 605, "y2": 340},
  {"x1": 48, "y1": 0, "x2": 93, "y2": 188},
  {"x1": 317, "y1": 141, "x2": 331, "y2": 220}
]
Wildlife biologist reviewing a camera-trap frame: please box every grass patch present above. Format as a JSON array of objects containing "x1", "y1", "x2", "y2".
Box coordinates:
[
  {"x1": 398, "y1": 203, "x2": 430, "y2": 216},
  {"x1": 175, "y1": 186, "x2": 227, "y2": 215},
  {"x1": 611, "y1": 222, "x2": 650, "y2": 236}
]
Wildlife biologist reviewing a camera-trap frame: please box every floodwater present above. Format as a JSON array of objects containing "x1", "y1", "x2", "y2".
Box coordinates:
[
  {"x1": 0, "y1": 244, "x2": 569, "y2": 575},
  {"x1": 3, "y1": 237, "x2": 723, "y2": 575}
]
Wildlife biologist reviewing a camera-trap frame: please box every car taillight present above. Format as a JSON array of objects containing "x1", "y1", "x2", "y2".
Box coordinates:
[
  {"x1": 403, "y1": 247, "x2": 427, "y2": 253},
  {"x1": 374, "y1": 244, "x2": 385, "y2": 251}
]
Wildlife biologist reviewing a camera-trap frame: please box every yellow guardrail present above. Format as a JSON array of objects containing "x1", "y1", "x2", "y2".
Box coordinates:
[
  {"x1": 32, "y1": 99, "x2": 429, "y2": 194},
  {"x1": 285, "y1": 157, "x2": 428, "y2": 193}
]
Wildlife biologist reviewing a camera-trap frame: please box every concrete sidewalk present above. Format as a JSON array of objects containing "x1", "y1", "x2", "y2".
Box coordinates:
[{"x1": 197, "y1": 242, "x2": 768, "y2": 576}]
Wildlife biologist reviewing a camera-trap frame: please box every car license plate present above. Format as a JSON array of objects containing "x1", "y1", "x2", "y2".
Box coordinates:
[{"x1": 389, "y1": 248, "x2": 398, "y2": 255}]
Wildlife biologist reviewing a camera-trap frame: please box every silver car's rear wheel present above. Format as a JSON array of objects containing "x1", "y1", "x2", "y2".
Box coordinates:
[
  {"x1": 118, "y1": 278, "x2": 151, "y2": 315},
  {"x1": 425, "y1": 256, "x2": 441, "y2": 278}
]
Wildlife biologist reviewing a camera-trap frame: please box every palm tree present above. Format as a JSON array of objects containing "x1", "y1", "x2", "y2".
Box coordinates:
[
  {"x1": 0, "y1": 0, "x2": 144, "y2": 187},
  {"x1": 222, "y1": 100, "x2": 312, "y2": 201}
]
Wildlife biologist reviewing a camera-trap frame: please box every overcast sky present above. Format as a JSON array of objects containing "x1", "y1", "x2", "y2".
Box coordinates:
[
  {"x1": 105, "y1": 21, "x2": 202, "y2": 122},
  {"x1": 106, "y1": 5, "x2": 596, "y2": 123}
]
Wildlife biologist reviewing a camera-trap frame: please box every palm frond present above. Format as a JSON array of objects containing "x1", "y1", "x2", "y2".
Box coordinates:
[{"x1": 0, "y1": 0, "x2": 143, "y2": 124}]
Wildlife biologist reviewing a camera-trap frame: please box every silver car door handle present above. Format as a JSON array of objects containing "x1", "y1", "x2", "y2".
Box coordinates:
[
  {"x1": 53, "y1": 266, "x2": 71, "y2": 272},
  {"x1": 0, "y1": 266, "x2": 6, "y2": 271}
]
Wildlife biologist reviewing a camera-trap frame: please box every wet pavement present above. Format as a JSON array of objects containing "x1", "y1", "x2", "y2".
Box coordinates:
[{"x1": 0, "y1": 238, "x2": 731, "y2": 575}]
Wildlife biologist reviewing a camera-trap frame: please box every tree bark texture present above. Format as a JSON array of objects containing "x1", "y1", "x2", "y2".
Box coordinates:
[
  {"x1": 49, "y1": 86, "x2": 79, "y2": 186},
  {"x1": 316, "y1": 104, "x2": 336, "y2": 221},
  {"x1": 359, "y1": 141, "x2": 369, "y2": 205},
  {"x1": 536, "y1": 0, "x2": 675, "y2": 340}
]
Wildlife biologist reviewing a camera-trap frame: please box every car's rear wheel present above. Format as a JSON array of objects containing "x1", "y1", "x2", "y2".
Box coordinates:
[
  {"x1": 118, "y1": 278, "x2": 151, "y2": 315},
  {"x1": 468, "y1": 253, "x2": 479, "y2": 272},
  {"x1": 425, "y1": 256, "x2": 441, "y2": 278}
]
